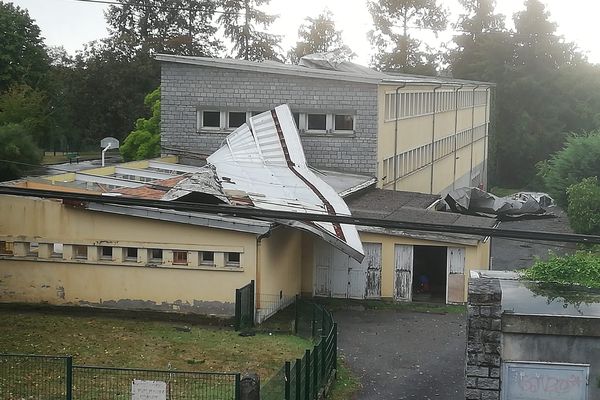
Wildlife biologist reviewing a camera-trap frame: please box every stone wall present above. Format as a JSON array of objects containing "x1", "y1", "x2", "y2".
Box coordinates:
[
  {"x1": 465, "y1": 278, "x2": 502, "y2": 400},
  {"x1": 160, "y1": 62, "x2": 379, "y2": 175}
]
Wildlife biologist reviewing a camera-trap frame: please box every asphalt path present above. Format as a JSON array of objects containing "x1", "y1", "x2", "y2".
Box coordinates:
[{"x1": 335, "y1": 307, "x2": 466, "y2": 400}]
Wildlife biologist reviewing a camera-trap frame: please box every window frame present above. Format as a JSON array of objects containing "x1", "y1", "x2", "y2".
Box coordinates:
[
  {"x1": 198, "y1": 110, "x2": 224, "y2": 131},
  {"x1": 227, "y1": 111, "x2": 248, "y2": 129},
  {"x1": 125, "y1": 247, "x2": 138, "y2": 261},
  {"x1": 226, "y1": 252, "x2": 241, "y2": 267},
  {"x1": 333, "y1": 114, "x2": 355, "y2": 133},
  {"x1": 200, "y1": 251, "x2": 215, "y2": 266},
  {"x1": 73, "y1": 245, "x2": 88, "y2": 260},
  {"x1": 173, "y1": 250, "x2": 188, "y2": 265},
  {"x1": 306, "y1": 113, "x2": 328, "y2": 133},
  {"x1": 149, "y1": 248, "x2": 162, "y2": 262},
  {"x1": 100, "y1": 246, "x2": 113, "y2": 260}
]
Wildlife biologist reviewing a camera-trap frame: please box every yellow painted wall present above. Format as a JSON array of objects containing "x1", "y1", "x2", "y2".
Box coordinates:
[
  {"x1": 258, "y1": 226, "x2": 302, "y2": 302},
  {"x1": 300, "y1": 231, "x2": 490, "y2": 302},
  {"x1": 376, "y1": 84, "x2": 490, "y2": 194},
  {"x1": 0, "y1": 195, "x2": 258, "y2": 315}
]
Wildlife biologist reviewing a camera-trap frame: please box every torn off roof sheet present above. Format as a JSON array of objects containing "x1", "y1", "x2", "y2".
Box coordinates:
[{"x1": 207, "y1": 105, "x2": 365, "y2": 262}]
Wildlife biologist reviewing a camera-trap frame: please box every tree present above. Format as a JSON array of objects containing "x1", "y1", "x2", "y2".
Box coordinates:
[
  {"x1": 105, "y1": 0, "x2": 222, "y2": 56},
  {"x1": 567, "y1": 177, "x2": 600, "y2": 235},
  {"x1": 0, "y1": 123, "x2": 42, "y2": 181},
  {"x1": 120, "y1": 88, "x2": 161, "y2": 161},
  {"x1": 289, "y1": 10, "x2": 352, "y2": 63},
  {"x1": 368, "y1": 0, "x2": 447, "y2": 75},
  {"x1": 219, "y1": 0, "x2": 282, "y2": 61},
  {"x1": 537, "y1": 131, "x2": 600, "y2": 207},
  {"x1": 0, "y1": 2, "x2": 49, "y2": 92}
]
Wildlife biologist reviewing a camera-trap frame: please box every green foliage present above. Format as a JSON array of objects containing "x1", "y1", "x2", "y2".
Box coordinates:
[
  {"x1": 537, "y1": 132, "x2": 600, "y2": 207},
  {"x1": 219, "y1": 0, "x2": 282, "y2": 61},
  {"x1": 521, "y1": 251, "x2": 600, "y2": 289},
  {"x1": 0, "y1": 123, "x2": 42, "y2": 181},
  {"x1": 0, "y1": 2, "x2": 49, "y2": 92},
  {"x1": 289, "y1": 10, "x2": 353, "y2": 63},
  {"x1": 0, "y1": 84, "x2": 51, "y2": 144},
  {"x1": 368, "y1": 0, "x2": 448, "y2": 74},
  {"x1": 105, "y1": 0, "x2": 222, "y2": 56},
  {"x1": 566, "y1": 177, "x2": 600, "y2": 235},
  {"x1": 120, "y1": 88, "x2": 161, "y2": 161}
]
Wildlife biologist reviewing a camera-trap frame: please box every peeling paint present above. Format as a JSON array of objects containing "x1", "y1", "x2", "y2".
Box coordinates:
[{"x1": 56, "y1": 286, "x2": 65, "y2": 299}]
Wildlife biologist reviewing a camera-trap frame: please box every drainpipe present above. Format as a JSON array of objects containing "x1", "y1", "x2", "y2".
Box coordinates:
[
  {"x1": 429, "y1": 84, "x2": 443, "y2": 195},
  {"x1": 393, "y1": 83, "x2": 407, "y2": 191},
  {"x1": 452, "y1": 84, "x2": 464, "y2": 191},
  {"x1": 469, "y1": 85, "x2": 480, "y2": 186},
  {"x1": 255, "y1": 230, "x2": 271, "y2": 311},
  {"x1": 482, "y1": 87, "x2": 490, "y2": 190}
]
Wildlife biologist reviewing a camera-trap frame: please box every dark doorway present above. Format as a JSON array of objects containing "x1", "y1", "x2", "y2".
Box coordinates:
[{"x1": 412, "y1": 246, "x2": 447, "y2": 303}]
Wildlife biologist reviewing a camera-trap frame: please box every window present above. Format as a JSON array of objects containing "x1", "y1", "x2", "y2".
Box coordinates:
[
  {"x1": 28, "y1": 242, "x2": 39, "y2": 256},
  {"x1": 73, "y1": 245, "x2": 87, "y2": 259},
  {"x1": 334, "y1": 115, "x2": 354, "y2": 131},
  {"x1": 200, "y1": 251, "x2": 214, "y2": 265},
  {"x1": 228, "y1": 111, "x2": 246, "y2": 128},
  {"x1": 202, "y1": 111, "x2": 221, "y2": 128},
  {"x1": 292, "y1": 112, "x2": 300, "y2": 128},
  {"x1": 52, "y1": 243, "x2": 63, "y2": 257},
  {"x1": 0, "y1": 241, "x2": 14, "y2": 255},
  {"x1": 307, "y1": 114, "x2": 327, "y2": 131},
  {"x1": 100, "y1": 246, "x2": 112, "y2": 260},
  {"x1": 173, "y1": 251, "x2": 188, "y2": 265},
  {"x1": 125, "y1": 247, "x2": 137, "y2": 261},
  {"x1": 226, "y1": 252, "x2": 240, "y2": 266},
  {"x1": 149, "y1": 248, "x2": 162, "y2": 261}
]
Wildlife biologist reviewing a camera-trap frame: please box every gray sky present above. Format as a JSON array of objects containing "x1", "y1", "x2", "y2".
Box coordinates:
[{"x1": 10, "y1": 0, "x2": 600, "y2": 65}]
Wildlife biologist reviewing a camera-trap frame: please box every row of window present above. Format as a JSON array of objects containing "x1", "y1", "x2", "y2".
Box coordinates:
[
  {"x1": 382, "y1": 124, "x2": 487, "y2": 182},
  {"x1": 0, "y1": 241, "x2": 242, "y2": 268},
  {"x1": 197, "y1": 110, "x2": 355, "y2": 134},
  {"x1": 384, "y1": 90, "x2": 488, "y2": 121}
]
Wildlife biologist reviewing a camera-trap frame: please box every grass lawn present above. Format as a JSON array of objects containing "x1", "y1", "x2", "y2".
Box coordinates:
[
  {"x1": 42, "y1": 151, "x2": 101, "y2": 165},
  {"x1": 328, "y1": 359, "x2": 361, "y2": 400},
  {"x1": 0, "y1": 309, "x2": 311, "y2": 379},
  {"x1": 488, "y1": 186, "x2": 522, "y2": 197}
]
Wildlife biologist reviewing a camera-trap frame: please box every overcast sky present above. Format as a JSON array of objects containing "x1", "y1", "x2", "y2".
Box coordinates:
[{"x1": 9, "y1": 0, "x2": 600, "y2": 65}]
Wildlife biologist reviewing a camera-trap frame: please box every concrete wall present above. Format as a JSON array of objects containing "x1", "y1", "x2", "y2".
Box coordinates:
[
  {"x1": 160, "y1": 62, "x2": 379, "y2": 175},
  {"x1": 0, "y1": 195, "x2": 258, "y2": 316}
]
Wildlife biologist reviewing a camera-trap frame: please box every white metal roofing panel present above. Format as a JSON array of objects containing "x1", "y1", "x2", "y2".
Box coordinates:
[{"x1": 207, "y1": 104, "x2": 364, "y2": 261}]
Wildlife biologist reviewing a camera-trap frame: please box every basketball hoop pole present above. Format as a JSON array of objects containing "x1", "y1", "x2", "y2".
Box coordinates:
[{"x1": 101, "y1": 143, "x2": 112, "y2": 167}]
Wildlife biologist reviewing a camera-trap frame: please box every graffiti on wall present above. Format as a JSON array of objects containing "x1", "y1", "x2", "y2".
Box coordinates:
[{"x1": 502, "y1": 362, "x2": 589, "y2": 400}]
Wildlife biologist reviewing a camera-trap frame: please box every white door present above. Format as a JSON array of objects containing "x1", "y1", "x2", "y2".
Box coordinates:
[
  {"x1": 314, "y1": 240, "x2": 332, "y2": 296},
  {"x1": 394, "y1": 245, "x2": 413, "y2": 301},
  {"x1": 446, "y1": 247, "x2": 466, "y2": 303},
  {"x1": 348, "y1": 257, "x2": 366, "y2": 299},
  {"x1": 364, "y1": 243, "x2": 382, "y2": 299},
  {"x1": 331, "y1": 247, "x2": 350, "y2": 298}
]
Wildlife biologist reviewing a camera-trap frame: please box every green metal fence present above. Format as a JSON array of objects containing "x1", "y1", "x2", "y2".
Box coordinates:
[
  {"x1": 235, "y1": 280, "x2": 255, "y2": 331},
  {"x1": 0, "y1": 354, "x2": 240, "y2": 400},
  {"x1": 261, "y1": 299, "x2": 337, "y2": 400}
]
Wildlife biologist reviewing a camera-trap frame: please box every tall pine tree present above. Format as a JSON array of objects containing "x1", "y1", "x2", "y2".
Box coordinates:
[
  {"x1": 219, "y1": 0, "x2": 282, "y2": 61},
  {"x1": 368, "y1": 0, "x2": 447, "y2": 75}
]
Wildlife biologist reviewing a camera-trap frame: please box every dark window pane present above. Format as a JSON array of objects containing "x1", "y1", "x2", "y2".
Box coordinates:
[
  {"x1": 228, "y1": 112, "x2": 246, "y2": 128},
  {"x1": 335, "y1": 115, "x2": 354, "y2": 131},
  {"x1": 307, "y1": 114, "x2": 326, "y2": 130},
  {"x1": 126, "y1": 247, "x2": 137, "y2": 259},
  {"x1": 150, "y1": 249, "x2": 162, "y2": 260},
  {"x1": 227, "y1": 252, "x2": 240, "y2": 264},
  {"x1": 203, "y1": 111, "x2": 220, "y2": 127},
  {"x1": 292, "y1": 112, "x2": 300, "y2": 128},
  {"x1": 74, "y1": 245, "x2": 87, "y2": 259},
  {"x1": 101, "y1": 246, "x2": 112, "y2": 258},
  {"x1": 173, "y1": 251, "x2": 187, "y2": 265},
  {"x1": 201, "y1": 251, "x2": 214, "y2": 263}
]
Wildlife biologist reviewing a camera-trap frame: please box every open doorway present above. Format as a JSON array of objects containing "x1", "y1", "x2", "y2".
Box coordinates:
[{"x1": 412, "y1": 246, "x2": 447, "y2": 303}]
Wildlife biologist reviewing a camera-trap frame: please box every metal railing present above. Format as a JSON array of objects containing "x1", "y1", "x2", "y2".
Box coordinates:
[
  {"x1": 256, "y1": 293, "x2": 295, "y2": 324},
  {"x1": 235, "y1": 280, "x2": 255, "y2": 331},
  {"x1": 261, "y1": 298, "x2": 337, "y2": 400},
  {"x1": 0, "y1": 354, "x2": 240, "y2": 400}
]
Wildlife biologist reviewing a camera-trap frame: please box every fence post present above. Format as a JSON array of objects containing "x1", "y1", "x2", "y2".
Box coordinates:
[
  {"x1": 304, "y1": 350, "x2": 311, "y2": 400},
  {"x1": 294, "y1": 295, "x2": 299, "y2": 335},
  {"x1": 65, "y1": 356, "x2": 73, "y2": 400},
  {"x1": 321, "y1": 336, "x2": 327, "y2": 380},
  {"x1": 250, "y1": 280, "x2": 255, "y2": 327},
  {"x1": 333, "y1": 322, "x2": 338, "y2": 371},
  {"x1": 284, "y1": 361, "x2": 291, "y2": 400},
  {"x1": 235, "y1": 373, "x2": 241, "y2": 400},
  {"x1": 295, "y1": 358, "x2": 302, "y2": 400},
  {"x1": 321, "y1": 307, "x2": 325, "y2": 336},
  {"x1": 311, "y1": 305, "x2": 316, "y2": 338},
  {"x1": 235, "y1": 288, "x2": 242, "y2": 331},
  {"x1": 313, "y1": 344, "x2": 318, "y2": 398}
]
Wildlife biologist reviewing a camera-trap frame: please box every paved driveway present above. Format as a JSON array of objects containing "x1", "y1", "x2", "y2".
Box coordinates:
[{"x1": 334, "y1": 307, "x2": 466, "y2": 400}]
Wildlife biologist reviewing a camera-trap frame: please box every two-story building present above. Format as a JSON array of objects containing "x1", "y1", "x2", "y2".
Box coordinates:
[{"x1": 158, "y1": 54, "x2": 493, "y2": 195}]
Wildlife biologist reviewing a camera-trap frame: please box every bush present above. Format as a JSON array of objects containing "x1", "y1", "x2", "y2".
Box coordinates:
[
  {"x1": 120, "y1": 88, "x2": 160, "y2": 161},
  {"x1": 0, "y1": 123, "x2": 42, "y2": 181},
  {"x1": 537, "y1": 131, "x2": 600, "y2": 207},
  {"x1": 521, "y1": 251, "x2": 600, "y2": 289},
  {"x1": 567, "y1": 177, "x2": 600, "y2": 235}
]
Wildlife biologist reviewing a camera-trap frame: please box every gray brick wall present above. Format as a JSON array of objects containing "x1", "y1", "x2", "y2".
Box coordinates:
[
  {"x1": 466, "y1": 278, "x2": 502, "y2": 400},
  {"x1": 160, "y1": 62, "x2": 379, "y2": 175}
]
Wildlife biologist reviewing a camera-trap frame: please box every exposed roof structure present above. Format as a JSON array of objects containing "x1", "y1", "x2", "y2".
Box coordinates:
[{"x1": 156, "y1": 54, "x2": 495, "y2": 87}]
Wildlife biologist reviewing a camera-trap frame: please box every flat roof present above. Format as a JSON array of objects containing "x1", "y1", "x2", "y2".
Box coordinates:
[{"x1": 156, "y1": 54, "x2": 495, "y2": 87}]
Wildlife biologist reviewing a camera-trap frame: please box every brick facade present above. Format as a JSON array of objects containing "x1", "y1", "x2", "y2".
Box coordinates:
[{"x1": 160, "y1": 62, "x2": 379, "y2": 175}]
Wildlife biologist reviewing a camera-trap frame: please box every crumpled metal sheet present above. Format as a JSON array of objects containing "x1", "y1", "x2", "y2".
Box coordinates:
[{"x1": 444, "y1": 187, "x2": 555, "y2": 220}]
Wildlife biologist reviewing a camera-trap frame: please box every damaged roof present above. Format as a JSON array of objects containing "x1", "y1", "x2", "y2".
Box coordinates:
[{"x1": 156, "y1": 54, "x2": 495, "y2": 87}]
